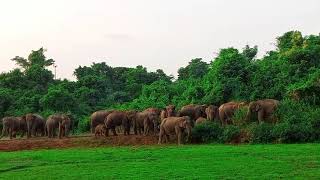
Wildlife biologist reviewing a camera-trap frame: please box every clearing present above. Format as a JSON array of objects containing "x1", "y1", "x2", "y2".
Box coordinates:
[{"x1": 0, "y1": 143, "x2": 319, "y2": 179}]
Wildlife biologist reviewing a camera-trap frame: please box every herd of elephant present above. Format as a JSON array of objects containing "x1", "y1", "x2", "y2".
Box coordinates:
[
  {"x1": 0, "y1": 114, "x2": 72, "y2": 140},
  {"x1": 0, "y1": 99, "x2": 279, "y2": 145},
  {"x1": 91, "y1": 99, "x2": 280, "y2": 145}
]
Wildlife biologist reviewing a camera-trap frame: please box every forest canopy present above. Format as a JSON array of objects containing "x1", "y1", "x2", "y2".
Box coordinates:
[{"x1": 1, "y1": 31, "x2": 320, "y2": 132}]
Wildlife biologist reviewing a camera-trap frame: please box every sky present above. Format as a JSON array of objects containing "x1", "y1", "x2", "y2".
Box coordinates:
[{"x1": 0, "y1": 0, "x2": 319, "y2": 80}]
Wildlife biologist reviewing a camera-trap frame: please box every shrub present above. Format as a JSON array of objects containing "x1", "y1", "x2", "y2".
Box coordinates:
[
  {"x1": 274, "y1": 99, "x2": 320, "y2": 142},
  {"x1": 192, "y1": 122, "x2": 223, "y2": 143},
  {"x1": 311, "y1": 118, "x2": 320, "y2": 141},
  {"x1": 220, "y1": 125, "x2": 241, "y2": 143},
  {"x1": 248, "y1": 123, "x2": 275, "y2": 143},
  {"x1": 232, "y1": 107, "x2": 248, "y2": 126},
  {"x1": 76, "y1": 116, "x2": 90, "y2": 134},
  {"x1": 272, "y1": 122, "x2": 313, "y2": 143}
]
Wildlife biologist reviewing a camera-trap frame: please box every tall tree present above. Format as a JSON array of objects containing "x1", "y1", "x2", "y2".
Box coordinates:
[{"x1": 11, "y1": 48, "x2": 55, "y2": 70}]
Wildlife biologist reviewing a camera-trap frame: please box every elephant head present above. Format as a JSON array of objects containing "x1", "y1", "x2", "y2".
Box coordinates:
[
  {"x1": 247, "y1": 101, "x2": 261, "y2": 119},
  {"x1": 179, "y1": 116, "x2": 192, "y2": 142},
  {"x1": 59, "y1": 114, "x2": 71, "y2": 138},
  {"x1": 126, "y1": 110, "x2": 138, "y2": 128},
  {"x1": 149, "y1": 112, "x2": 160, "y2": 134},
  {"x1": 166, "y1": 105, "x2": 176, "y2": 117},
  {"x1": 196, "y1": 105, "x2": 208, "y2": 118}
]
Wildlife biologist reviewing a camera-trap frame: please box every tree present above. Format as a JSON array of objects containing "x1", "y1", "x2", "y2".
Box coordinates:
[
  {"x1": 11, "y1": 48, "x2": 55, "y2": 70},
  {"x1": 203, "y1": 48, "x2": 252, "y2": 103},
  {"x1": 178, "y1": 58, "x2": 209, "y2": 80}
]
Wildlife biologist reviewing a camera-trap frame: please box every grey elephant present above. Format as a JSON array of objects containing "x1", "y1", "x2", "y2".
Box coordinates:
[
  {"x1": 133, "y1": 111, "x2": 159, "y2": 136},
  {"x1": 46, "y1": 114, "x2": 72, "y2": 138},
  {"x1": 246, "y1": 99, "x2": 280, "y2": 123},
  {"x1": 158, "y1": 116, "x2": 192, "y2": 145},
  {"x1": 177, "y1": 104, "x2": 208, "y2": 126},
  {"x1": 104, "y1": 111, "x2": 135, "y2": 136},
  {"x1": 26, "y1": 113, "x2": 45, "y2": 138},
  {"x1": 205, "y1": 105, "x2": 219, "y2": 122},
  {"x1": 90, "y1": 110, "x2": 115, "y2": 133},
  {"x1": 218, "y1": 102, "x2": 247, "y2": 125},
  {"x1": 0, "y1": 116, "x2": 26, "y2": 139}
]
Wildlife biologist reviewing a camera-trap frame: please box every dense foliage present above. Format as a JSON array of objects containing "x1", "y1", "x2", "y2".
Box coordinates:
[{"x1": 1, "y1": 31, "x2": 320, "y2": 140}]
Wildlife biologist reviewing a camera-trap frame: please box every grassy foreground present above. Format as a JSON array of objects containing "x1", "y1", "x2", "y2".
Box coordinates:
[{"x1": 0, "y1": 144, "x2": 319, "y2": 179}]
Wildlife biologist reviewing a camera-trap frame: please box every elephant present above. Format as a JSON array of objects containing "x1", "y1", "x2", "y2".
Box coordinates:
[
  {"x1": 246, "y1": 99, "x2": 280, "y2": 123},
  {"x1": 195, "y1": 117, "x2": 207, "y2": 125},
  {"x1": 46, "y1": 114, "x2": 71, "y2": 138},
  {"x1": 218, "y1": 102, "x2": 246, "y2": 125},
  {"x1": 177, "y1": 104, "x2": 208, "y2": 126},
  {"x1": 143, "y1": 107, "x2": 161, "y2": 116},
  {"x1": 133, "y1": 111, "x2": 159, "y2": 136},
  {"x1": 95, "y1": 124, "x2": 106, "y2": 137},
  {"x1": 90, "y1": 110, "x2": 115, "y2": 133},
  {"x1": 160, "y1": 105, "x2": 176, "y2": 121},
  {"x1": 205, "y1": 105, "x2": 219, "y2": 122},
  {"x1": 25, "y1": 113, "x2": 45, "y2": 138},
  {"x1": 0, "y1": 116, "x2": 26, "y2": 139},
  {"x1": 104, "y1": 111, "x2": 134, "y2": 136},
  {"x1": 158, "y1": 116, "x2": 192, "y2": 145}
]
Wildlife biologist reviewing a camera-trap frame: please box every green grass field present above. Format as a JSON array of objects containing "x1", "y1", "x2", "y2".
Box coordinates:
[{"x1": 0, "y1": 144, "x2": 319, "y2": 179}]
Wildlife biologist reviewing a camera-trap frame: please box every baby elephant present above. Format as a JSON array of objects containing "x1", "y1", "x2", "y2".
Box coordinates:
[
  {"x1": 158, "y1": 116, "x2": 193, "y2": 145},
  {"x1": 195, "y1": 117, "x2": 207, "y2": 125},
  {"x1": 95, "y1": 124, "x2": 106, "y2": 137}
]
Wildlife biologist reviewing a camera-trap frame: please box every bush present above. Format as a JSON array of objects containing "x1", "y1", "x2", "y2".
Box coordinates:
[
  {"x1": 220, "y1": 125, "x2": 241, "y2": 143},
  {"x1": 272, "y1": 122, "x2": 313, "y2": 143},
  {"x1": 76, "y1": 116, "x2": 90, "y2": 134},
  {"x1": 232, "y1": 107, "x2": 248, "y2": 126},
  {"x1": 192, "y1": 122, "x2": 223, "y2": 143},
  {"x1": 274, "y1": 99, "x2": 320, "y2": 142},
  {"x1": 248, "y1": 123, "x2": 275, "y2": 143},
  {"x1": 311, "y1": 118, "x2": 320, "y2": 141}
]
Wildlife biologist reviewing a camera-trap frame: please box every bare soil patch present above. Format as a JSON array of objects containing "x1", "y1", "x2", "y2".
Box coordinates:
[{"x1": 0, "y1": 134, "x2": 159, "y2": 152}]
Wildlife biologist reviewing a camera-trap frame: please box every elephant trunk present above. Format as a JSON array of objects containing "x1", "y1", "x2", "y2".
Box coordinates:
[
  {"x1": 185, "y1": 125, "x2": 192, "y2": 143},
  {"x1": 246, "y1": 110, "x2": 251, "y2": 122}
]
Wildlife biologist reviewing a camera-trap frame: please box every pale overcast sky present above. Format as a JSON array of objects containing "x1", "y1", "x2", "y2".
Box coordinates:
[{"x1": 0, "y1": 0, "x2": 319, "y2": 79}]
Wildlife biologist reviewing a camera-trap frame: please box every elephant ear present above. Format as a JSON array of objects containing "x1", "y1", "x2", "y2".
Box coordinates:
[
  {"x1": 178, "y1": 119, "x2": 186, "y2": 128},
  {"x1": 255, "y1": 104, "x2": 261, "y2": 112}
]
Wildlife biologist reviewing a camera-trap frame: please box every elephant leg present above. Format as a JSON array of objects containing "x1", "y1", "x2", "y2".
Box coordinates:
[
  {"x1": 105, "y1": 128, "x2": 109, "y2": 137},
  {"x1": 158, "y1": 131, "x2": 162, "y2": 144},
  {"x1": 58, "y1": 125, "x2": 63, "y2": 139},
  {"x1": 0, "y1": 127, "x2": 7, "y2": 139},
  {"x1": 49, "y1": 127, "x2": 54, "y2": 138},
  {"x1": 258, "y1": 111, "x2": 264, "y2": 124},
  {"x1": 27, "y1": 123, "x2": 31, "y2": 138},
  {"x1": 9, "y1": 128, "x2": 13, "y2": 139},
  {"x1": 175, "y1": 127, "x2": 181, "y2": 145},
  {"x1": 112, "y1": 128, "x2": 117, "y2": 136},
  {"x1": 134, "y1": 127, "x2": 137, "y2": 135},
  {"x1": 13, "y1": 131, "x2": 17, "y2": 138},
  {"x1": 32, "y1": 125, "x2": 37, "y2": 137},
  {"x1": 122, "y1": 125, "x2": 127, "y2": 136}
]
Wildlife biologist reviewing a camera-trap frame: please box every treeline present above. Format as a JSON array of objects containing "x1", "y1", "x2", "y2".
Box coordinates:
[{"x1": 1, "y1": 31, "x2": 320, "y2": 135}]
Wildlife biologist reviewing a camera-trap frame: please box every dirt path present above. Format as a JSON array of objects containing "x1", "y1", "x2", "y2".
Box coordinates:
[{"x1": 0, "y1": 134, "x2": 159, "y2": 152}]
